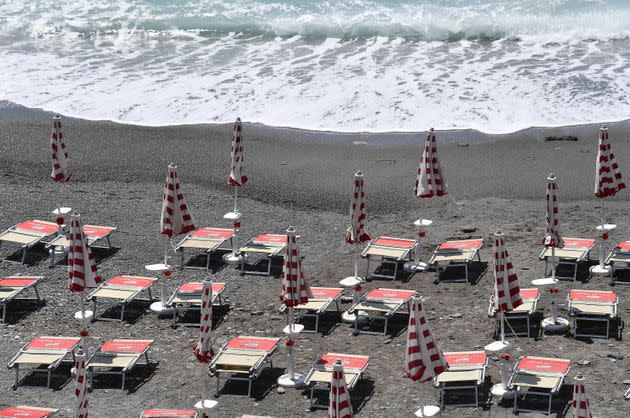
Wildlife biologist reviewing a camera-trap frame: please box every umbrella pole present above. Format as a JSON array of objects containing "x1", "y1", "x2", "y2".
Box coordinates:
[
  {"x1": 287, "y1": 307, "x2": 295, "y2": 380},
  {"x1": 234, "y1": 186, "x2": 238, "y2": 213},
  {"x1": 80, "y1": 291, "x2": 87, "y2": 336},
  {"x1": 599, "y1": 200, "x2": 606, "y2": 269},
  {"x1": 499, "y1": 311, "x2": 506, "y2": 343},
  {"x1": 160, "y1": 236, "x2": 170, "y2": 304},
  {"x1": 550, "y1": 246, "x2": 558, "y2": 323}
]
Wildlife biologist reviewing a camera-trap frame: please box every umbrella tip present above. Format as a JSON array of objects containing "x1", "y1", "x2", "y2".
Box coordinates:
[
  {"x1": 600, "y1": 124, "x2": 607, "y2": 131},
  {"x1": 495, "y1": 228, "x2": 503, "y2": 236},
  {"x1": 355, "y1": 170, "x2": 363, "y2": 176},
  {"x1": 286, "y1": 226, "x2": 296, "y2": 233},
  {"x1": 547, "y1": 173, "x2": 556, "y2": 181},
  {"x1": 53, "y1": 114, "x2": 61, "y2": 120},
  {"x1": 236, "y1": 117, "x2": 241, "y2": 122},
  {"x1": 429, "y1": 127, "x2": 435, "y2": 132},
  {"x1": 168, "y1": 162, "x2": 176, "y2": 168},
  {"x1": 575, "y1": 372, "x2": 584, "y2": 380}
]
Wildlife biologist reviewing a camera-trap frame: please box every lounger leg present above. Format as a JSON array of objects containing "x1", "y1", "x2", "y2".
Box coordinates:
[
  {"x1": 47, "y1": 369, "x2": 52, "y2": 389},
  {"x1": 107, "y1": 235, "x2": 112, "y2": 250},
  {"x1": 121, "y1": 372, "x2": 126, "y2": 390},
  {"x1": 393, "y1": 262, "x2": 398, "y2": 281},
  {"x1": 365, "y1": 256, "x2": 371, "y2": 280},
  {"x1": 34, "y1": 286, "x2": 41, "y2": 301},
  {"x1": 267, "y1": 258, "x2": 272, "y2": 276},
  {"x1": 21, "y1": 248, "x2": 27, "y2": 264},
  {"x1": 383, "y1": 318, "x2": 389, "y2": 336},
  {"x1": 315, "y1": 315, "x2": 320, "y2": 334},
  {"x1": 607, "y1": 318, "x2": 610, "y2": 339},
  {"x1": 49, "y1": 248, "x2": 55, "y2": 267},
  {"x1": 474, "y1": 386, "x2": 478, "y2": 408},
  {"x1": 465, "y1": 264, "x2": 469, "y2": 283},
  {"x1": 248, "y1": 378, "x2": 252, "y2": 397},
  {"x1": 172, "y1": 308, "x2": 177, "y2": 328},
  {"x1": 573, "y1": 264, "x2": 577, "y2": 282},
  {"x1": 240, "y1": 258, "x2": 245, "y2": 275},
  {"x1": 15, "y1": 366, "x2": 19, "y2": 387},
  {"x1": 179, "y1": 249, "x2": 184, "y2": 271},
  {"x1": 92, "y1": 299, "x2": 97, "y2": 323},
  {"x1": 206, "y1": 252, "x2": 211, "y2": 270},
  {"x1": 120, "y1": 304, "x2": 125, "y2": 322},
  {"x1": 547, "y1": 394, "x2": 551, "y2": 415},
  {"x1": 310, "y1": 386, "x2": 315, "y2": 409},
  {"x1": 353, "y1": 316, "x2": 359, "y2": 335},
  {"x1": 2, "y1": 304, "x2": 6, "y2": 324}
]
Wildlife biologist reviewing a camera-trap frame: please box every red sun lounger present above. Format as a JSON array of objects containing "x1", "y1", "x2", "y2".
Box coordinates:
[
  {"x1": 7, "y1": 336, "x2": 81, "y2": 388},
  {"x1": 361, "y1": 236, "x2": 417, "y2": 280},
  {"x1": 508, "y1": 356, "x2": 571, "y2": 415},
  {"x1": 305, "y1": 353, "x2": 370, "y2": 409},
  {"x1": 434, "y1": 351, "x2": 488, "y2": 409},
  {"x1": 0, "y1": 276, "x2": 44, "y2": 324},
  {"x1": 87, "y1": 276, "x2": 158, "y2": 322},
  {"x1": 429, "y1": 239, "x2": 484, "y2": 283},
  {"x1": 167, "y1": 282, "x2": 226, "y2": 327},
  {"x1": 175, "y1": 227, "x2": 235, "y2": 270},
  {"x1": 87, "y1": 339, "x2": 154, "y2": 390},
  {"x1": 0, "y1": 220, "x2": 59, "y2": 264},
  {"x1": 0, "y1": 406, "x2": 59, "y2": 418},
  {"x1": 282, "y1": 287, "x2": 343, "y2": 333},
  {"x1": 607, "y1": 241, "x2": 630, "y2": 284},
  {"x1": 140, "y1": 410, "x2": 197, "y2": 418},
  {"x1": 568, "y1": 289, "x2": 618, "y2": 339},
  {"x1": 539, "y1": 237, "x2": 594, "y2": 282},
  {"x1": 46, "y1": 224, "x2": 116, "y2": 266},
  {"x1": 488, "y1": 288, "x2": 540, "y2": 338},
  {"x1": 349, "y1": 288, "x2": 416, "y2": 335},
  {"x1": 238, "y1": 234, "x2": 287, "y2": 276},
  {"x1": 209, "y1": 336, "x2": 280, "y2": 397}
]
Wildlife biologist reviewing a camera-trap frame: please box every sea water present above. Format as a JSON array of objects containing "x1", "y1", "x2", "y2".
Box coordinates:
[{"x1": 0, "y1": 0, "x2": 629, "y2": 133}]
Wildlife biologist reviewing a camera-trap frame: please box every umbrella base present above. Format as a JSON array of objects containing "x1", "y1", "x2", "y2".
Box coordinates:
[
  {"x1": 590, "y1": 265, "x2": 612, "y2": 276},
  {"x1": 342, "y1": 310, "x2": 369, "y2": 324},
  {"x1": 222, "y1": 253, "x2": 243, "y2": 265},
  {"x1": 541, "y1": 317, "x2": 569, "y2": 332},
  {"x1": 194, "y1": 400, "x2": 218, "y2": 413},
  {"x1": 282, "y1": 324, "x2": 304, "y2": 334},
  {"x1": 484, "y1": 340, "x2": 509, "y2": 353},
  {"x1": 339, "y1": 276, "x2": 362, "y2": 287},
  {"x1": 277, "y1": 373, "x2": 306, "y2": 388},
  {"x1": 414, "y1": 405, "x2": 441, "y2": 417},
  {"x1": 150, "y1": 301, "x2": 175, "y2": 315},
  {"x1": 403, "y1": 261, "x2": 428, "y2": 273},
  {"x1": 74, "y1": 310, "x2": 93, "y2": 321},
  {"x1": 491, "y1": 383, "x2": 518, "y2": 401}
]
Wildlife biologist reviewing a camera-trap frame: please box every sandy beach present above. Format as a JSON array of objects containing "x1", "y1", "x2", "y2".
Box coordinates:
[{"x1": 1, "y1": 103, "x2": 629, "y2": 417}]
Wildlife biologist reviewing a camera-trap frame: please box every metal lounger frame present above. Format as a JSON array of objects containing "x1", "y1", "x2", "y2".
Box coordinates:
[
  {"x1": 568, "y1": 299, "x2": 618, "y2": 339},
  {"x1": 487, "y1": 296, "x2": 539, "y2": 338},
  {"x1": 176, "y1": 231, "x2": 233, "y2": 271},
  {"x1": 508, "y1": 363, "x2": 569, "y2": 415},
  {"x1": 47, "y1": 228, "x2": 116, "y2": 267},
  {"x1": 361, "y1": 238, "x2": 416, "y2": 280},
  {"x1": 282, "y1": 296, "x2": 341, "y2": 334},
  {"x1": 539, "y1": 245, "x2": 592, "y2": 282},
  {"x1": 168, "y1": 290, "x2": 225, "y2": 327},
  {"x1": 88, "y1": 284, "x2": 155, "y2": 323},
  {"x1": 1, "y1": 277, "x2": 43, "y2": 323},
  {"x1": 238, "y1": 237, "x2": 286, "y2": 276},
  {"x1": 7, "y1": 340, "x2": 78, "y2": 388},
  {"x1": 430, "y1": 247, "x2": 482, "y2": 283},
  {"x1": 434, "y1": 360, "x2": 488, "y2": 409},
  {"x1": 0, "y1": 226, "x2": 57, "y2": 264},
  {"x1": 607, "y1": 250, "x2": 630, "y2": 285},
  {"x1": 305, "y1": 354, "x2": 369, "y2": 410},
  {"x1": 349, "y1": 295, "x2": 412, "y2": 336},
  {"x1": 87, "y1": 344, "x2": 152, "y2": 390}
]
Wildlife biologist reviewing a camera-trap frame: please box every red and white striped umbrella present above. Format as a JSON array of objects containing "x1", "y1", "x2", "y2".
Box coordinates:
[
  {"x1": 68, "y1": 214, "x2": 101, "y2": 292},
  {"x1": 414, "y1": 128, "x2": 446, "y2": 198},
  {"x1": 572, "y1": 374, "x2": 592, "y2": 418},
  {"x1": 328, "y1": 359, "x2": 353, "y2": 418},
  {"x1": 493, "y1": 231, "x2": 523, "y2": 313},
  {"x1": 50, "y1": 115, "x2": 71, "y2": 182},
  {"x1": 405, "y1": 296, "x2": 447, "y2": 382},
  {"x1": 595, "y1": 126, "x2": 625, "y2": 198},
  {"x1": 193, "y1": 281, "x2": 215, "y2": 363},
  {"x1": 228, "y1": 118, "x2": 248, "y2": 187},
  {"x1": 345, "y1": 171, "x2": 371, "y2": 244},
  {"x1": 280, "y1": 227, "x2": 313, "y2": 308},
  {"x1": 160, "y1": 163, "x2": 195, "y2": 238},
  {"x1": 74, "y1": 348, "x2": 88, "y2": 418},
  {"x1": 543, "y1": 174, "x2": 564, "y2": 248}
]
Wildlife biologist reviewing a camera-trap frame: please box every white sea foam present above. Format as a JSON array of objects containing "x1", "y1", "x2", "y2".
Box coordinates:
[{"x1": 1, "y1": 0, "x2": 630, "y2": 133}]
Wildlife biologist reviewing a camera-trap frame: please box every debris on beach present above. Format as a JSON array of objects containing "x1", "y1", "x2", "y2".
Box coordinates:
[{"x1": 544, "y1": 135, "x2": 578, "y2": 142}]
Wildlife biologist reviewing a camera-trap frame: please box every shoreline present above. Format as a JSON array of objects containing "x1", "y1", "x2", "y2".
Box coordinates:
[{"x1": 1, "y1": 100, "x2": 628, "y2": 146}]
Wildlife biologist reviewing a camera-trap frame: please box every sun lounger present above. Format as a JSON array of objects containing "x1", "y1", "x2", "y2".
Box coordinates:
[
  {"x1": 349, "y1": 288, "x2": 416, "y2": 335},
  {"x1": 607, "y1": 241, "x2": 630, "y2": 284},
  {"x1": 429, "y1": 239, "x2": 483, "y2": 283},
  {"x1": 281, "y1": 287, "x2": 342, "y2": 333},
  {"x1": 46, "y1": 224, "x2": 116, "y2": 266},
  {"x1": 209, "y1": 336, "x2": 280, "y2": 397},
  {"x1": 0, "y1": 406, "x2": 59, "y2": 417},
  {"x1": 434, "y1": 351, "x2": 488, "y2": 409},
  {"x1": 0, "y1": 220, "x2": 59, "y2": 264},
  {"x1": 487, "y1": 288, "x2": 540, "y2": 338},
  {"x1": 140, "y1": 410, "x2": 197, "y2": 418},
  {"x1": 508, "y1": 356, "x2": 571, "y2": 415},
  {"x1": 167, "y1": 282, "x2": 226, "y2": 327},
  {"x1": 361, "y1": 237, "x2": 417, "y2": 280},
  {"x1": 87, "y1": 339, "x2": 154, "y2": 390},
  {"x1": 568, "y1": 290, "x2": 618, "y2": 339},
  {"x1": 87, "y1": 276, "x2": 157, "y2": 322},
  {"x1": 539, "y1": 238, "x2": 594, "y2": 281},
  {"x1": 7, "y1": 336, "x2": 81, "y2": 388},
  {"x1": 238, "y1": 234, "x2": 286, "y2": 276},
  {"x1": 175, "y1": 227, "x2": 235, "y2": 270},
  {"x1": 0, "y1": 276, "x2": 44, "y2": 324},
  {"x1": 305, "y1": 353, "x2": 370, "y2": 409}
]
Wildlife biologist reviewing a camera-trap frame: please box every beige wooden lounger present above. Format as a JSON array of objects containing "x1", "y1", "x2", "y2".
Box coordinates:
[
  {"x1": 175, "y1": 227, "x2": 235, "y2": 270},
  {"x1": 429, "y1": 239, "x2": 484, "y2": 283},
  {"x1": 46, "y1": 224, "x2": 116, "y2": 266},
  {"x1": 167, "y1": 282, "x2": 226, "y2": 327},
  {"x1": 568, "y1": 290, "x2": 618, "y2": 339},
  {"x1": 362, "y1": 236, "x2": 417, "y2": 280},
  {"x1": 349, "y1": 288, "x2": 416, "y2": 335},
  {"x1": 7, "y1": 336, "x2": 81, "y2": 388},
  {"x1": 87, "y1": 339, "x2": 154, "y2": 390},
  {"x1": 607, "y1": 241, "x2": 630, "y2": 284},
  {"x1": 487, "y1": 288, "x2": 540, "y2": 337},
  {"x1": 87, "y1": 276, "x2": 157, "y2": 322},
  {"x1": 281, "y1": 287, "x2": 342, "y2": 333},
  {"x1": 0, "y1": 276, "x2": 44, "y2": 324},
  {"x1": 539, "y1": 238, "x2": 594, "y2": 281},
  {"x1": 209, "y1": 336, "x2": 280, "y2": 397},
  {"x1": 305, "y1": 353, "x2": 369, "y2": 409},
  {"x1": 0, "y1": 220, "x2": 59, "y2": 264},
  {"x1": 508, "y1": 356, "x2": 571, "y2": 415},
  {"x1": 434, "y1": 351, "x2": 488, "y2": 409},
  {"x1": 0, "y1": 405, "x2": 59, "y2": 417},
  {"x1": 238, "y1": 234, "x2": 286, "y2": 276}
]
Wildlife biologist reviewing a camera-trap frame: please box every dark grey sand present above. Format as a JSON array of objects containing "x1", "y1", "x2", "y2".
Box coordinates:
[{"x1": 0, "y1": 103, "x2": 629, "y2": 417}]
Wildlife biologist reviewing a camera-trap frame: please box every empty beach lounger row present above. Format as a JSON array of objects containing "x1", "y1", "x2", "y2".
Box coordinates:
[{"x1": 0, "y1": 276, "x2": 44, "y2": 324}]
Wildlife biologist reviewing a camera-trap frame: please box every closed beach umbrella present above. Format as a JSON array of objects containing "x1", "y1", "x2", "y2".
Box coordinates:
[
  {"x1": 414, "y1": 128, "x2": 446, "y2": 198},
  {"x1": 228, "y1": 118, "x2": 248, "y2": 188},
  {"x1": 345, "y1": 171, "x2": 371, "y2": 245},
  {"x1": 405, "y1": 296, "x2": 447, "y2": 383},
  {"x1": 50, "y1": 114, "x2": 71, "y2": 182},
  {"x1": 572, "y1": 373, "x2": 592, "y2": 418},
  {"x1": 68, "y1": 213, "x2": 101, "y2": 336},
  {"x1": 193, "y1": 280, "x2": 215, "y2": 363},
  {"x1": 595, "y1": 126, "x2": 625, "y2": 198},
  {"x1": 74, "y1": 347, "x2": 88, "y2": 418},
  {"x1": 493, "y1": 229, "x2": 523, "y2": 341},
  {"x1": 328, "y1": 359, "x2": 353, "y2": 418},
  {"x1": 544, "y1": 174, "x2": 564, "y2": 250},
  {"x1": 160, "y1": 163, "x2": 195, "y2": 239}
]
